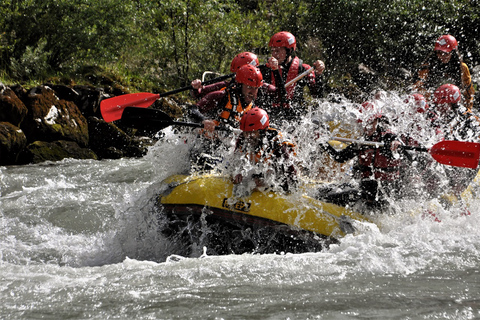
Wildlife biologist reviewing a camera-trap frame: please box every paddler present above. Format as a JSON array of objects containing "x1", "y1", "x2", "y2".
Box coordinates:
[
  {"x1": 318, "y1": 109, "x2": 405, "y2": 211},
  {"x1": 190, "y1": 64, "x2": 264, "y2": 132},
  {"x1": 227, "y1": 107, "x2": 298, "y2": 196},
  {"x1": 426, "y1": 83, "x2": 480, "y2": 142},
  {"x1": 424, "y1": 83, "x2": 480, "y2": 198},
  {"x1": 188, "y1": 64, "x2": 264, "y2": 170},
  {"x1": 262, "y1": 31, "x2": 326, "y2": 122}
]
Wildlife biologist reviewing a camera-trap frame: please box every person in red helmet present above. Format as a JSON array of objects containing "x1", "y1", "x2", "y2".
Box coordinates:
[
  {"x1": 190, "y1": 64, "x2": 264, "y2": 133},
  {"x1": 319, "y1": 112, "x2": 405, "y2": 210},
  {"x1": 422, "y1": 83, "x2": 480, "y2": 205},
  {"x1": 187, "y1": 64, "x2": 265, "y2": 171},
  {"x1": 230, "y1": 107, "x2": 297, "y2": 194},
  {"x1": 190, "y1": 51, "x2": 286, "y2": 106},
  {"x1": 412, "y1": 34, "x2": 475, "y2": 111},
  {"x1": 426, "y1": 83, "x2": 480, "y2": 141},
  {"x1": 261, "y1": 31, "x2": 326, "y2": 121}
]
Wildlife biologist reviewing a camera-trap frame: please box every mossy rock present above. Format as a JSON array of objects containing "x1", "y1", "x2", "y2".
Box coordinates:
[
  {"x1": 0, "y1": 87, "x2": 28, "y2": 127},
  {"x1": 21, "y1": 85, "x2": 89, "y2": 146},
  {"x1": 0, "y1": 122, "x2": 28, "y2": 165},
  {"x1": 17, "y1": 140, "x2": 97, "y2": 164}
]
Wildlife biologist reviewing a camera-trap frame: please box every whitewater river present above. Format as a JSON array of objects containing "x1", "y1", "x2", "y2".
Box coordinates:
[{"x1": 2, "y1": 100, "x2": 480, "y2": 319}]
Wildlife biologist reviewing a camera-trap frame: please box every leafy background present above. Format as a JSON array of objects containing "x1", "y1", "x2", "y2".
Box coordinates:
[{"x1": 0, "y1": 0, "x2": 478, "y2": 101}]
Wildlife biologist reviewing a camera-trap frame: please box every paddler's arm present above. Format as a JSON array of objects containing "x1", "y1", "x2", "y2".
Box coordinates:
[
  {"x1": 190, "y1": 79, "x2": 230, "y2": 100},
  {"x1": 305, "y1": 61, "x2": 326, "y2": 98},
  {"x1": 269, "y1": 57, "x2": 288, "y2": 104},
  {"x1": 190, "y1": 91, "x2": 227, "y2": 132},
  {"x1": 322, "y1": 142, "x2": 359, "y2": 163}
]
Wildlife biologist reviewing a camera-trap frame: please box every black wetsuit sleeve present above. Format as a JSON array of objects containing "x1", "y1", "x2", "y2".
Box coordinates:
[
  {"x1": 325, "y1": 143, "x2": 358, "y2": 163},
  {"x1": 272, "y1": 69, "x2": 287, "y2": 104},
  {"x1": 189, "y1": 105, "x2": 207, "y2": 122}
]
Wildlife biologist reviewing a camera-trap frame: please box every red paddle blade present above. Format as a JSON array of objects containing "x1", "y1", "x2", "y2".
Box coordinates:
[
  {"x1": 100, "y1": 92, "x2": 160, "y2": 122},
  {"x1": 430, "y1": 140, "x2": 480, "y2": 169}
]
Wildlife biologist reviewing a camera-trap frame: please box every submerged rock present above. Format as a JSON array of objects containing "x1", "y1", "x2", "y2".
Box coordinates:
[{"x1": 17, "y1": 140, "x2": 97, "y2": 164}]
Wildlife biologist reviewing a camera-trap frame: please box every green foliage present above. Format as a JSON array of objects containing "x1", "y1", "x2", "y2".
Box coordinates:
[
  {"x1": 0, "y1": 0, "x2": 478, "y2": 94},
  {"x1": 10, "y1": 38, "x2": 51, "y2": 80}
]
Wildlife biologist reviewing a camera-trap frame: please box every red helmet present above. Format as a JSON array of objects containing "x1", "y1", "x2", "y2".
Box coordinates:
[
  {"x1": 434, "y1": 35, "x2": 458, "y2": 53},
  {"x1": 240, "y1": 108, "x2": 269, "y2": 131},
  {"x1": 404, "y1": 93, "x2": 429, "y2": 113},
  {"x1": 235, "y1": 64, "x2": 263, "y2": 88},
  {"x1": 268, "y1": 31, "x2": 296, "y2": 50},
  {"x1": 433, "y1": 84, "x2": 461, "y2": 105},
  {"x1": 230, "y1": 52, "x2": 259, "y2": 73}
]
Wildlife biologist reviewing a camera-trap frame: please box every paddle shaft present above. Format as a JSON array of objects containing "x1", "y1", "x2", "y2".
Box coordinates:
[
  {"x1": 331, "y1": 137, "x2": 428, "y2": 152},
  {"x1": 330, "y1": 136, "x2": 480, "y2": 169},
  {"x1": 101, "y1": 73, "x2": 236, "y2": 120},
  {"x1": 161, "y1": 73, "x2": 235, "y2": 96},
  {"x1": 285, "y1": 67, "x2": 314, "y2": 87},
  {"x1": 130, "y1": 73, "x2": 235, "y2": 104},
  {"x1": 121, "y1": 106, "x2": 232, "y2": 131}
]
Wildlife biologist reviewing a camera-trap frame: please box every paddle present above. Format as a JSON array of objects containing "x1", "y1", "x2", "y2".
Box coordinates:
[
  {"x1": 100, "y1": 73, "x2": 235, "y2": 122},
  {"x1": 330, "y1": 137, "x2": 480, "y2": 169},
  {"x1": 120, "y1": 106, "x2": 230, "y2": 132}
]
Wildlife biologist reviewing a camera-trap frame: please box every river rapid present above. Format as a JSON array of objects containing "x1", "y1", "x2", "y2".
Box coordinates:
[{"x1": 2, "y1": 94, "x2": 480, "y2": 319}]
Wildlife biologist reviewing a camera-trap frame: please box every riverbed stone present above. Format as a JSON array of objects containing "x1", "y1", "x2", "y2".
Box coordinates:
[
  {"x1": 0, "y1": 122, "x2": 28, "y2": 165},
  {"x1": 16, "y1": 140, "x2": 98, "y2": 164},
  {"x1": 20, "y1": 85, "x2": 89, "y2": 147},
  {"x1": 87, "y1": 116, "x2": 150, "y2": 159},
  {"x1": 0, "y1": 86, "x2": 28, "y2": 127}
]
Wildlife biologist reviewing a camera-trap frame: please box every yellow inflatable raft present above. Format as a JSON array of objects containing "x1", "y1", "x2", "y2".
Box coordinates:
[{"x1": 156, "y1": 174, "x2": 370, "y2": 255}]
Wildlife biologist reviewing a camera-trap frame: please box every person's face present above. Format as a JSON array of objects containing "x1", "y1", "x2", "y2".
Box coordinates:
[
  {"x1": 270, "y1": 47, "x2": 288, "y2": 64},
  {"x1": 241, "y1": 84, "x2": 259, "y2": 104},
  {"x1": 436, "y1": 50, "x2": 453, "y2": 64}
]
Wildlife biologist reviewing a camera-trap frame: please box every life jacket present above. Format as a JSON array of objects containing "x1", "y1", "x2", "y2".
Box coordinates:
[
  {"x1": 270, "y1": 57, "x2": 301, "y2": 107},
  {"x1": 215, "y1": 87, "x2": 253, "y2": 127},
  {"x1": 356, "y1": 133, "x2": 401, "y2": 181}
]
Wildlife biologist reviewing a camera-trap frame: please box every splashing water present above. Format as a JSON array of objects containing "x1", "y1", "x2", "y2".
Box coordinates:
[{"x1": 1, "y1": 92, "x2": 480, "y2": 318}]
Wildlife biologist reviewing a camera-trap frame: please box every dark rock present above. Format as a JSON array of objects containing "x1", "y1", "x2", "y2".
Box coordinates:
[
  {"x1": 9, "y1": 84, "x2": 28, "y2": 102},
  {"x1": 17, "y1": 140, "x2": 97, "y2": 164},
  {"x1": 0, "y1": 122, "x2": 28, "y2": 165},
  {"x1": 0, "y1": 87, "x2": 28, "y2": 127},
  {"x1": 152, "y1": 97, "x2": 184, "y2": 119},
  {"x1": 87, "y1": 116, "x2": 150, "y2": 159},
  {"x1": 73, "y1": 85, "x2": 109, "y2": 117},
  {"x1": 20, "y1": 85, "x2": 89, "y2": 147},
  {"x1": 45, "y1": 83, "x2": 80, "y2": 102}
]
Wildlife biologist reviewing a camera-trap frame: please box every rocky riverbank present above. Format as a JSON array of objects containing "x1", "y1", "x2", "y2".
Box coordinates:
[{"x1": 0, "y1": 82, "x2": 182, "y2": 166}]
